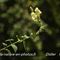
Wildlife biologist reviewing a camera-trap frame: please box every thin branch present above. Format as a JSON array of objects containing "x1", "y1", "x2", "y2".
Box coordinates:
[{"x1": 0, "y1": 39, "x2": 25, "y2": 52}]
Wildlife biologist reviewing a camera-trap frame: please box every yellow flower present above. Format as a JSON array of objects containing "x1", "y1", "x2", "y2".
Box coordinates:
[
  {"x1": 31, "y1": 12, "x2": 37, "y2": 20},
  {"x1": 35, "y1": 7, "x2": 42, "y2": 17},
  {"x1": 30, "y1": 7, "x2": 42, "y2": 22}
]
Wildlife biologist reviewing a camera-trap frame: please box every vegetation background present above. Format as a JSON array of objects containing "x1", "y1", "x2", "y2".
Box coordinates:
[{"x1": 0, "y1": 0, "x2": 60, "y2": 60}]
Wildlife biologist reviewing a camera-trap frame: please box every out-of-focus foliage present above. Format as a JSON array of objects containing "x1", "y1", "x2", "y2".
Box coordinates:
[{"x1": 0, "y1": 0, "x2": 60, "y2": 60}]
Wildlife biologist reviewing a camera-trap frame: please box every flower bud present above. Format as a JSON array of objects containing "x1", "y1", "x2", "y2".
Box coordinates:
[
  {"x1": 35, "y1": 7, "x2": 42, "y2": 17},
  {"x1": 31, "y1": 12, "x2": 37, "y2": 20}
]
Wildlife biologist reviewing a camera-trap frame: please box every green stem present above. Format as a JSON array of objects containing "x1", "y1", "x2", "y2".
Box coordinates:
[{"x1": 0, "y1": 39, "x2": 25, "y2": 52}]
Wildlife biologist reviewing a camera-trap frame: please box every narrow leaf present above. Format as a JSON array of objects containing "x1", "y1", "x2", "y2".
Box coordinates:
[
  {"x1": 17, "y1": 38, "x2": 21, "y2": 41},
  {"x1": 11, "y1": 44, "x2": 17, "y2": 53},
  {"x1": 2, "y1": 43, "x2": 7, "y2": 46},
  {"x1": 5, "y1": 39, "x2": 14, "y2": 42},
  {"x1": 16, "y1": 35, "x2": 22, "y2": 42},
  {"x1": 21, "y1": 35, "x2": 29, "y2": 39},
  {"x1": 5, "y1": 49, "x2": 11, "y2": 54}
]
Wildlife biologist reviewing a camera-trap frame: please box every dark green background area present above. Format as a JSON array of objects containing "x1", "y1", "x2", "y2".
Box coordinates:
[{"x1": 0, "y1": 0, "x2": 60, "y2": 60}]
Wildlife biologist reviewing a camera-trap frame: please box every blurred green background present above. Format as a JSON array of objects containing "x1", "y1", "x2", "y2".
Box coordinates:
[{"x1": 0, "y1": 0, "x2": 60, "y2": 60}]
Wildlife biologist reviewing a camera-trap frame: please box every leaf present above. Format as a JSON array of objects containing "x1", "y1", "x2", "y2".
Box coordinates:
[
  {"x1": 11, "y1": 44, "x2": 17, "y2": 53},
  {"x1": 2, "y1": 43, "x2": 7, "y2": 46},
  {"x1": 16, "y1": 35, "x2": 22, "y2": 42},
  {"x1": 21, "y1": 35, "x2": 29, "y2": 39},
  {"x1": 17, "y1": 37, "x2": 21, "y2": 41},
  {"x1": 1, "y1": 49, "x2": 11, "y2": 54},
  {"x1": 5, "y1": 49, "x2": 11, "y2": 54},
  {"x1": 5, "y1": 39, "x2": 14, "y2": 42},
  {"x1": 24, "y1": 35, "x2": 29, "y2": 39}
]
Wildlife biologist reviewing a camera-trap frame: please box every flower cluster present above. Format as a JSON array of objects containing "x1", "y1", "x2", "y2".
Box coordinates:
[{"x1": 30, "y1": 7, "x2": 42, "y2": 22}]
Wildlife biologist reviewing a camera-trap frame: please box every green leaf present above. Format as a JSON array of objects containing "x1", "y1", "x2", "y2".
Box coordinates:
[
  {"x1": 2, "y1": 43, "x2": 7, "y2": 46},
  {"x1": 5, "y1": 49, "x2": 11, "y2": 54},
  {"x1": 5, "y1": 39, "x2": 14, "y2": 42},
  {"x1": 21, "y1": 35, "x2": 29, "y2": 39},
  {"x1": 17, "y1": 37, "x2": 21, "y2": 41},
  {"x1": 11, "y1": 44, "x2": 17, "y2": 53},
  {"x1": 16, "y1": 35, "x2": 23, "y2": 42}
]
